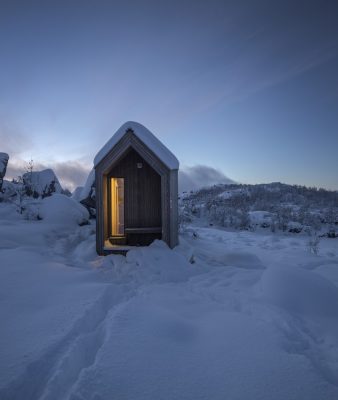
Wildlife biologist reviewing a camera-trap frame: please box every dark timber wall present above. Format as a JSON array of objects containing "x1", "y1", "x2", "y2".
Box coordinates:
[{"x1": 108, "y1": 149, "x2": 162, "y2": 245}]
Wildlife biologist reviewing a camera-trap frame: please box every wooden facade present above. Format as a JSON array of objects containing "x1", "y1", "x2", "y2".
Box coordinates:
[{"x1": 95, "y1": 127, "x2": 178, "y2": 255}]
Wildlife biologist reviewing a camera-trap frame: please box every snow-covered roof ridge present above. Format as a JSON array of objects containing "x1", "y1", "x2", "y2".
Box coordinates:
[{"x1": 94, "y1": 121, "x2": 179, "y2": 170}]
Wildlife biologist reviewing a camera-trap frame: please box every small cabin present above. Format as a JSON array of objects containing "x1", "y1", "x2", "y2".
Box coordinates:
[{"x1": 94, "y1": 121, "x2": 179, "y2": 255}]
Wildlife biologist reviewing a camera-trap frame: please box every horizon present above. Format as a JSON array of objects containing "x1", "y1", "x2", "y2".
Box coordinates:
[
  {"x1": 1, "y1": 1, "x2": 338, "y2": 191},
  {"x1": 3, "y1": 158, "x2": 338, "y2": 194}
]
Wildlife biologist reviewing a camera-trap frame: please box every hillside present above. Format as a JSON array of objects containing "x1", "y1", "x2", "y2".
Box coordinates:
[{"x1": 179, "y1": 182, "x2": 338, "y2": 237}]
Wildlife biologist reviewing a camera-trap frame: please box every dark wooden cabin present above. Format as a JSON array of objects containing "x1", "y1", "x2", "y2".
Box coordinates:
[{"x1": 94, "y1": 121, "x2": 179, "y2": 255}]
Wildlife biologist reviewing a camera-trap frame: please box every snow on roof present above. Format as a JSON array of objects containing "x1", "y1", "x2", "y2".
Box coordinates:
[{"x1": 94, "y1": 121, "x2": 179, "y2": 170}]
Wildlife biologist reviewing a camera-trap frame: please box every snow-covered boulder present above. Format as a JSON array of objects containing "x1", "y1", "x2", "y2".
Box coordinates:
[
  {"x1": 0, "y1": 152, "x2": 9, "y2": 191},
  {"x1": 1, "y1": 180, "x2": 17, "y2": 198},
  {"x1": 71, "y1": 186, "x2": 84, "y2": 201},
  {"x1": 0, "y1": 152, "x2": 9, "y2": 177},
  {"x1": 23, "y1": 169, "x2": 63, "y2": 198},
  {"x1": 38, "y1": 194, "x2": 90, "y2": 227},
  {"x1": 78, "y1": 169, "x2": 95, "y2": 209}
]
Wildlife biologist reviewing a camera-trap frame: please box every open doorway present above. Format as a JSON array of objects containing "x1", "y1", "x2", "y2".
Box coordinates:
[{"x1": 110, "y1": 177, "x2": 124, "y2": 237}]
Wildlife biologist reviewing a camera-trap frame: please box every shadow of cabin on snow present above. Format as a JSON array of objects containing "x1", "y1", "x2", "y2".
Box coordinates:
[{"x1": 83, "y1": 121, "x2": 179, "y2": 255}]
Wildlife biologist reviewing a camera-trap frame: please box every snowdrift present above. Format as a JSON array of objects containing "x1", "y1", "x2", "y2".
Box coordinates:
[{"x1": 260, "y1": 264, "x2": 338, "y2": 317}]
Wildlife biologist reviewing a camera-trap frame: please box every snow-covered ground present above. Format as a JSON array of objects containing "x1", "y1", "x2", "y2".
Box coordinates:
[{"x1": 1, "y1": 202, "x2": 338, "y2": 400}]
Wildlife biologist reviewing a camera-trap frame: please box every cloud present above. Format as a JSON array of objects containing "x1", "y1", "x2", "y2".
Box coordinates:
[
  {"x1": 6, "y1": 159, "x2": 234, "y2": 194},
  {"x1": 179, "y1": 165, "x2": 235, "y2": 193},
  {"x1": 52, "y1": 162, "x2": 91, "y2": 191},
  {"x1": 5, "y1": 157, "x2": 91, "y2": 192}
]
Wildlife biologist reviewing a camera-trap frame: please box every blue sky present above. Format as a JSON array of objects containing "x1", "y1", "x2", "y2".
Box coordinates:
[{"x1": 1, "y1": 0, "x2": 338, "y2": 190}]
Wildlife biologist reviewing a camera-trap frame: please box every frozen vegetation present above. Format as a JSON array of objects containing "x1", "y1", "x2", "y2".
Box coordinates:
[
  {"x1": 0, "y1": 178, "x2": 338, "y2": 400},
  {"x1": 180, "y1": 182, "x2": 338, "y2": 238}
]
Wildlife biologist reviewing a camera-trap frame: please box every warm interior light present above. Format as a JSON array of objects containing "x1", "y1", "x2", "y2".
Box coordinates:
[{"x1": 110, "y1": 178, "x2": 124, "y2": 236}]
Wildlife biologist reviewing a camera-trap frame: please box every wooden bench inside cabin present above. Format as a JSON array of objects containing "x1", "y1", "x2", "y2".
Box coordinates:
[{"x1": 109, "y1": 227, "x2": 162, "y2": 246}]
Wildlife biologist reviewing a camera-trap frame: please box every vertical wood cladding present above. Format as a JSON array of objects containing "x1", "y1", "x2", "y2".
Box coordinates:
[{"x1": 108, "y1": 148, "x2": 161, "y2": 231}]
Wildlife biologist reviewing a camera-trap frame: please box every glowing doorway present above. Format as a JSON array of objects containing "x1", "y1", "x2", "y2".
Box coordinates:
[{"x1": 110, "y1": 178, "x2": 124, "y2": 236}]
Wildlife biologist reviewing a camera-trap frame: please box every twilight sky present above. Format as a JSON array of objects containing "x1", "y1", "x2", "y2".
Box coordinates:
[{"x1": 1, "y1": 0, "x2": 338, "y2": 191}]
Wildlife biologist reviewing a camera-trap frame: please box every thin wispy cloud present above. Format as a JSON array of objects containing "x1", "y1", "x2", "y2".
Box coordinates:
[{"x1": 163, "y1": 31, "x2": 338, "y2": 118}]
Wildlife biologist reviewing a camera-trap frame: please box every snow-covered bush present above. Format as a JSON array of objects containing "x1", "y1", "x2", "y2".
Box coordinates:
[
  {"x1": 287, "y1": 221, "x2": 303, "y2": 233},
  {"x1": 307, "y1": 231, "x2": 320, "y2": 255}
]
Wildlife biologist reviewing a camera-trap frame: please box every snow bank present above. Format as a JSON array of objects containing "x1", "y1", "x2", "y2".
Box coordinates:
[
  {"x1": 67, "y1": 272, "x2": 338, "y2": 400},
  {"x1": 260, "y1": 264, "x2": 338, "y2": 317},
  {"x1": 94, "y1": 121, "x2": 179, "y2": 170},
  {"x1": 2, "y1": 207, "x2": 338, "y2": 400},
  {"x1": 38, "y1": 194, "x2": 89, "y2": 227},
  {"x1": 101, "y1": 240, "x2": 197, "y2": 284},
  {"x1": 127, "y1": 240, "x2": 194, "y2": 282},
  {"x1": 0, "y1": 247, "x2": 109, "y2": 395},
  {"x1": 221, "y1": 251, "x2": 265, "y2": 269}
]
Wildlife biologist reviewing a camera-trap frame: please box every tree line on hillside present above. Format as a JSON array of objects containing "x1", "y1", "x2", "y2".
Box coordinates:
[{"x1": 179, "y1": 183, "x2": 338, "y2": 236}]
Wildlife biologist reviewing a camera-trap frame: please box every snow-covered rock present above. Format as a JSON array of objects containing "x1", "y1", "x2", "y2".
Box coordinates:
[
  {"x1": 23, "y1": 169, "x2": 63, "y2": 197},
  {"x1": 0, "y1": 153, "x2": 9, "y2": 178},
  {"x1": 78, "y1": 169, "x2": 95, "y2": 209},
  {"x1": 0, "y1": 153, "x2": 9, "y2": 192},
  {"x1": 0, "y1": 180, "x2": 17, "y2": 198},
  {"x1": 101, "y1": 240, "x2": 197, "y2": 284},
  {"x1": 71, "y1": 186, "x2": 85, "y2": 201},
  {"x1": 38, "y1": 194, "x2": 89, "y2": 227}
]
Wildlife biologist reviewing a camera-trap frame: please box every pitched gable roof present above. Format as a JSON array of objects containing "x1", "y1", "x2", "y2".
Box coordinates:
[{"x1": 94, "y1": 121, "x2": 179, "y2": 170}]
